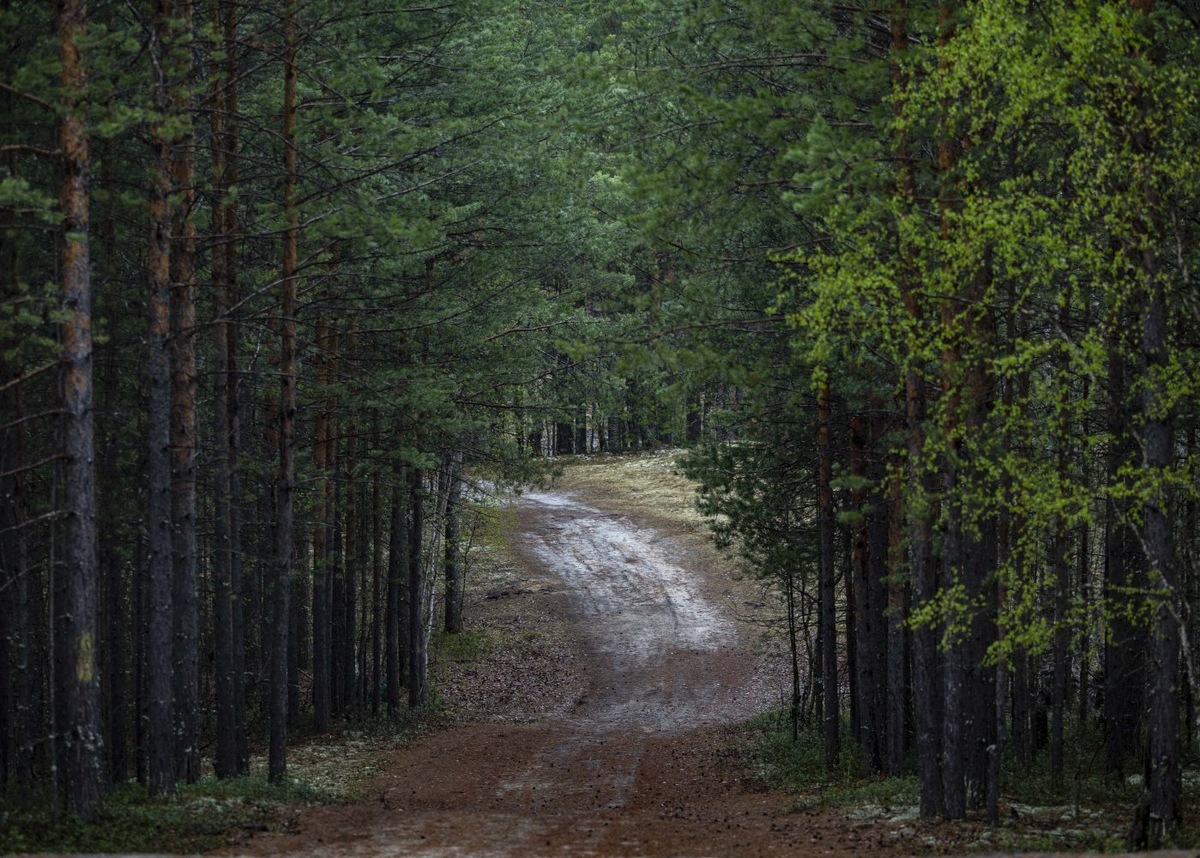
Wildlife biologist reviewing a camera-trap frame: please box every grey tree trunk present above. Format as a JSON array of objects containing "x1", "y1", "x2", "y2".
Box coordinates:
[
  {"x1": 817, "y1": 380, "x2": 838, "y2": 769},
  {"x1": 408, "y1": 471, "x2": 426, "y2": 708},
  {"x1": 443, "y1": 451, "x2": 465, "y2": 635},
  {"x1": 371, "y1": 448, "x2": 383, "y2": 713},
  {"x1": 386, "y1": 466, "x2": 408, "y2": 715}
]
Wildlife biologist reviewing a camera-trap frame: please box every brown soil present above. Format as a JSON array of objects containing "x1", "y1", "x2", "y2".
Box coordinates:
[{"x1": 219, "y1": 460, "x2": 1196, "y2": 858}]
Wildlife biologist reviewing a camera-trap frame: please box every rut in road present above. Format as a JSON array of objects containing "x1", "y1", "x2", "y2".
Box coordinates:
[{"x1": 517, "y1": 490, "x2": 750, "y2": 732}]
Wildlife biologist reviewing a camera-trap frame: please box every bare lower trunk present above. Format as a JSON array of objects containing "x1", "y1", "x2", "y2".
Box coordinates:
[
  {"x1": 371, "y1": 441, "x2": 383, "y2": 713},
  {"x1": 443, "y1": 451, "x2": 465, "y2": 635},
  {"x1": 387, "y1": 465, "x2": 408, "y2": 715},
  {"x1": 408, "y1": 470, "x2": 426, "y2": 708},
  {"x1": 886, "y1": 472, "x2": 907, "y2": 777},
  {"x1": 817, "y1": 379, "x2": 838, "y2": 768}
]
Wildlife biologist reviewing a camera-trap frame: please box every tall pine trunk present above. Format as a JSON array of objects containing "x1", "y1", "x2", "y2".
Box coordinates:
[
  {"x1": 223, "y1": 2, "x2": 248, "y2": 772},
  {"x1": 408, "y1": 470, "x2": 426, "y2": 708},
  {"x1": 1125, "y1": 0, "x2": 1179, "y2": 840},
  {"x1": 57, "y1": 0, "x2": 102, "y2": 817},
  {"x1": 269, "y1": 0, "x2": 298, "y2": 784},
  {"x1": 312, "y1": 312, "x2": 335, "y2": 731},
  {"x1": 443, "y1": 450, "x2": 465, "y2": 635},
  {"x1": 848, "y1": 411, "x2": 876, "y2": 768},
  {"x1": 145, "y1": 0, "x2": 175, "y2": 797},
  {"x1": 371, "y1": 428, "x2": 383, "y2": 713},
  {"x1": 167, "y1": 0, "x2": 199, "y2": 784},
  {"x1": 886, "y1": 467, "x2": 907, "y2": 777},
  {"x1": 892, "y1": 3, "x2": 941, "y2": 815},
  {"x1": 386, "y1": 465, "x2": 408, "y2": 715},
  {"x1": 817, "y1": 378, "x2": 838, "y2": 768}
]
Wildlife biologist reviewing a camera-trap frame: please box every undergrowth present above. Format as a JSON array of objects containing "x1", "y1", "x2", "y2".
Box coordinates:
[
  {"x1": 743, "y1": 707, "x2": 1200, "y2": 854},
  {"x1": 0, "y1": 714, "x2": 433, "y2": 855},
  {"x1": 432, "y1": 627, "x2": 486, "y2": 664},
  {"x1": 0, "y1": 774, "x2": 326, "y2": 854}
]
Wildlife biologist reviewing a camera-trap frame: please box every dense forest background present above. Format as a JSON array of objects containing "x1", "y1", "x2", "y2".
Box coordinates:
[{"x1": 3, "y1": 0, "x2": 1200, "y2": 848}]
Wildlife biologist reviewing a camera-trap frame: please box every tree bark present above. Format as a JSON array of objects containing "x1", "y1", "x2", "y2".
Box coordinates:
[
  {"x1": 269, "y1": 0, "x2": 298, "y2": 784},
  {"x1": 866, "y1": 406, "x2": 890, "y2": 773},
  {"x1": 219, "y1": 1, "x2": 248, "y2": 773},
  {"x1": 145, "y1": 0, "x2": 175, "y2": 797},
  {"x1": 444, "y1": 450, "x2": 465, "y2": 635},
  {"x1": 1104, "y1": 316, "x2": 1145, "y2": 777},
  {"x1": 936, "y1": 0, "x2": 967, "y2": 820},
  {"x1": 167, "y1": 0, "x2": 199, "y2": 785},
  {"x1": 0, "y1": 299, "x2": 32, "y2": 794},
  {"x1": 408, "y1": 470, "x2": 426, "y2": 708},
  {"x1": 211, "y1": 148, "x2": 238, "y2": 784},
  {"x1": 386, "y1": 464, "x2": 408, "y2": 715},
  {"x1": 208, "y1": 36, "x2": 233, "y2": 771},
  {"x1": 817, "y1": 378, "x2": 839, "y2": 768},
  {"x1": 312, "y1": 313, "x2": 335, "y2": 731},
  {"x1": 1144, "y1": 248, "x2": 1179, "y2": 842},
  {"x1": 849, "y1": 411, "x2": 877, "y2": 769},
  {"x1": 886, "y1": 465, "x2": 907, "y2": 777},
  {"x1": 57, "y1": 0, "x2": 103, "y2": 819},
  {"x1": 891, "y1": 2, "x2": 941, "y2": 815},
  {"x1": 1128, "y1": 0, "x2": 1179, "y2": 840},
  {"x1": 342, "y1": 369, "x2": 359, "y2": 712},
  {"x1": 371, "y1": 427, "x2": 383, "y2": 713}
]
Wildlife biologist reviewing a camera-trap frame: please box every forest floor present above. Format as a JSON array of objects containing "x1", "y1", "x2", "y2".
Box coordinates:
[{"x1": 205, "y1": 452, "x2": 1196, "y2": 858}]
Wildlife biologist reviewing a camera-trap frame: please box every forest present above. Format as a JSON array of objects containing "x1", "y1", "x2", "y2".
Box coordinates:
[{"x1": 3, "y1": 0, "x2": 1200, "y2": 850}]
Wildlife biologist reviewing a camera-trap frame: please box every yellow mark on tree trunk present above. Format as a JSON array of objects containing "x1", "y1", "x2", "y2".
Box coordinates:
[{"x1": 78, "y1": 632, "x2": 95, "y2": 683}]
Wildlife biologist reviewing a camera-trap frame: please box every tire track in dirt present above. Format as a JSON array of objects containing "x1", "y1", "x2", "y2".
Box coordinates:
[{"x1": 515, "y1": 490, "x2": 750, "y2": 733}]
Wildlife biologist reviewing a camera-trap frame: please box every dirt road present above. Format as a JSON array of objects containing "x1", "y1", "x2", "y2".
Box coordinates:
[
  {"x1": 237, "y1": 487, "x2": 868, "y2": 857},
  {"x1": 225, "y1": 480, "x2": 1200, "y2": 858}
]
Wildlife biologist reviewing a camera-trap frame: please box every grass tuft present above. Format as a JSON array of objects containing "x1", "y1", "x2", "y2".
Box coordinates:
[
  {"x1": 743, "y1": 708, "x2": 1200, "y2": 853},
  {"x1": 432, "y1": 628, "x2": 486, "y2": 664}
]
